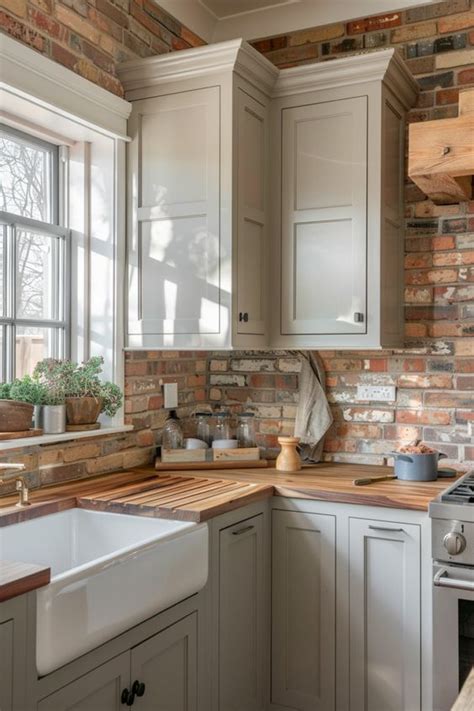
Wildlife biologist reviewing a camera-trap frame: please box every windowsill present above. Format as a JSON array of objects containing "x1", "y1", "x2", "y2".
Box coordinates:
[{"x1": 0, "y1": 425, "x2": 134, "y2": 451}]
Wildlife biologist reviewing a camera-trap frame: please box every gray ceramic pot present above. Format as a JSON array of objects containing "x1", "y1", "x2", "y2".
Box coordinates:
[{"x1": 390, "y1": 451, "x2": 447, "y2": 481}]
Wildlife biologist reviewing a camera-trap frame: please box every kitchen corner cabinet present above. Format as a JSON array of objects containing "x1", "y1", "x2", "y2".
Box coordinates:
[
  {"x1": 119, "y1": 41, "x2": 276, "y2": 349},
  {"x1": 271, "y1": 510, "x2": 336, "y2": 711},
  {"x1": 209, "y1": 503, "x2": 270, "y2": 711},
  {"x1": 271, "y1": 50, "x2": 418, "y2": 349},
  {"x1": 270, "y1": 502, "x2": 429, "y2": 711},
  {"x1": 120, "y1": 45, "x2": 417, "y2": 351}
]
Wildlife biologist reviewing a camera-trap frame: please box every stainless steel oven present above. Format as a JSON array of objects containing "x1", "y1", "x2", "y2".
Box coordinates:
[
  {"x1": 433, "y1": 563, "x2": 474, "y2": 710},
  {"x1": 430, "y1": 472, "x2": 474, "y2": 711}
]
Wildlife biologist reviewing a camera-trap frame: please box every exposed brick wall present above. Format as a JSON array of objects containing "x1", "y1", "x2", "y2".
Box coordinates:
[
  {"x1": 1, "y1": 0, "x2": 473, "y2": 487},
  {"x1": 0, "y1": 0, "x2": 205, "y2": 96}
]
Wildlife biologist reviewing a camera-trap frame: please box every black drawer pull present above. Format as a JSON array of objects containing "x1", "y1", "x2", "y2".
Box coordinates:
[{"x1": 232, "y1": 525, "x2": 255, "y2": 536}]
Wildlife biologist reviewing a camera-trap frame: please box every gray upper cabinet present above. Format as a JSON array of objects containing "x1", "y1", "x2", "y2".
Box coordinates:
[
  {"x1": 271, "y1": 509, "x2": 336, "y2": 711},
  {"x1": 120, "y1": 44, "x2": 417, "y2": 351},
  {"x1": 348, "y1": 517, "x2": 421, "y2": 711},
  {"x1": 271, "y1": 50, "x2": 418, "y2": 349},
  {"x1": 280, "y1": 96, "x2": 367, "y2": 339},
  {"x1": 130, "y1": 613, "x2": 198, "y2": 711},
  {"x1": 119, "y1": 41, "x2": 276, "y2": 350},
  {"x1": 217, "y1": 514, "x2": 267, "y2": 711},
  {"x1": 37, "y1": 653, "x2": 130, "y2": 711}
]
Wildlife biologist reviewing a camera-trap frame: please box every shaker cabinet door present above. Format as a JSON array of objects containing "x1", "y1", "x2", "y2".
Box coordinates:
[
  {"x1": 130, "y1": 613, "x2": 198, "y2": 711},
  {"x1": 37, "y1": 653, "x2": 130, "y2": 711},
  {"x1": 127, "y1": 88, "x2": 221, "y2": 345},
  {"x1": 280, "y1": 96, "x2": 367, "y2": 336},
  {"x1": 271, "y1": 510, "x2": 336, "y2": 711},
  {"x1": 217, "y1": 514, "x2": 266, "y2": 711},
  {"x1": 236, "y1": 90, "x2": 268, "y2": 338},
  {"x1": 348, "y1": 518, "x2": 421, "y2": 711}
]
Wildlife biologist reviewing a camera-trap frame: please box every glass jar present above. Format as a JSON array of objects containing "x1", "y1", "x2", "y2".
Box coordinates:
[
  {"x1": 195, "y1": 412, "x2": 212, "y2": 445},
  {"x1": 213, "y1": 411, "x2": 231, "y2": 442},
  {"x1": 236, "y1": 412, "x2": 256, "y2": 448},
  {"x1": 162, "y1": 410, "x2": 184, "y2": 449}
]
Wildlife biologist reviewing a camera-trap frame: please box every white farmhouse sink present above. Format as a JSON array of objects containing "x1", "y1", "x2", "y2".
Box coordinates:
[{"x1": 0, "y1": 508, "x2": 208, "y2": 675}]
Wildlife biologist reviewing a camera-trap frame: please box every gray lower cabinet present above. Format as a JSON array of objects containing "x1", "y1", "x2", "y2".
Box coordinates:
[
  {"x1": 1, "y1": 596, "x2": 28, "y2": 711},
  {"x1": 0, "y1": 619, "x2": 14, "y2": 711},
  {"x1": 36, "y1": 653, "x2": 130, "y2": 711},
  {"x1": 348, "y1": 518, "x2": 421, "y2": 711},
  {"x1": 271, "y1": 509, "x2": 336, "y2": 711},
  {"x1": 130, "y1": 613, "x2": 198, "y2": 711},
  {"x1": 217, "y1": 514, "x2": 266, "y2": 711},
  {"x1": 36, "y1": 613, "x2": 198, "y2": 711}
]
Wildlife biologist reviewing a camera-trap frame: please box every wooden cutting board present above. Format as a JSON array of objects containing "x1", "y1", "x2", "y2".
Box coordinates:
[{"x1": 78, "y1": 474, "x2": 273, "y2": 522}]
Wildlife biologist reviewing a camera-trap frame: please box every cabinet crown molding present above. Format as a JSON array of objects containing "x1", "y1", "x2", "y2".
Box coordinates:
[
  {"x1": 118, "y1": 38, "x2": 279, "y2": 96},
  {"x1": 274, "y1": 48, "x2": 418, "y2": 106}
]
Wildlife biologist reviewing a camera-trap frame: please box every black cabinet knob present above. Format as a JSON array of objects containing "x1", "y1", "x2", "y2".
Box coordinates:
[
  {"x1": 239, "y1": 312, "x2": 249, "y2": 323},
  {"x1": 121, "y1": 688, "x2": 134, "y2": 706},
  {"x1": 132, "y1": 680, "x2": 146, "y2": 697}
]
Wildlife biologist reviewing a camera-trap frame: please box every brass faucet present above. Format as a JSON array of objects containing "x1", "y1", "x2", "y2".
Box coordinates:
[{"x1": 0, "y1": 463, "x2": 30, "y2": 507}]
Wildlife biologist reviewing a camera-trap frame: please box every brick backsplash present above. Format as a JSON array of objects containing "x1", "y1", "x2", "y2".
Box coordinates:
[
  {"x1": 0, "y1": 1, "x2": 473, "y2": 487},
  {"x1": 0, "y1": 0, "x2": 205, "y2": 96}
]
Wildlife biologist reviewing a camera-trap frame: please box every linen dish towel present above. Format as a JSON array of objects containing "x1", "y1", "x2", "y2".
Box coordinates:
[{"x1": 294, "y1": 351, "x2": 333, "y2": 463}]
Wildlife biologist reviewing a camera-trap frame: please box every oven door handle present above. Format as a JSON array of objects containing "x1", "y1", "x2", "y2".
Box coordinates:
[{"x1": 434, "y1": 567, "x2": 474, "y2": 591}]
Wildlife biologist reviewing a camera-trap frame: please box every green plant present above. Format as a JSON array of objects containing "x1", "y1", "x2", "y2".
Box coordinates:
[
  {"x1": 34, "y1": 357, "x2": 123, "y2": 417},
  {"x1": 0, "y1": 382, "x2": 11, "y2": 400},
  {"x1": 9, "y1": 375, "x2": 48, "y2": 405}
]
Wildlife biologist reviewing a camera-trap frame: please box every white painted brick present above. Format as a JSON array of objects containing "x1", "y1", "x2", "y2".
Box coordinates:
[
  {"x1": 277, "y1": 357, "x2": 302, "y2": 372},
  {"x1": 231, "y1": 359, "x2": 275, "y2": 372},
  {"x1": 282, "y1": 405, "x2": 298, "y2": 419},
  {"x1": 210, "y1": 374, "x2": 247, "y2": 387},
  {"x1": 343, "y1": 408, "x2": 394, "y2": 423},
  {"x1": 254, "y1": 405, "x2": 282, "y2": 418}
]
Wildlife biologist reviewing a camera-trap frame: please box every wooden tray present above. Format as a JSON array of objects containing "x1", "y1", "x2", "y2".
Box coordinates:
[
  {"x1": 0, "y1": 428, "x2": 42, "y2": 440},
  {"x1": 66, "y1": 423, "x2": 101, "y2": 432},
  {"x1": 155, "y1": 459, "x2": 268, "y2": 471},
  {"x1": 161, "y1": 447, "x2": 260, "y2": 464}
]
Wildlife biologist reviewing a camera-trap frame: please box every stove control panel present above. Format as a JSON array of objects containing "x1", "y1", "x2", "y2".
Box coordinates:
[{"x1": 432, "y1": 519, "x2": 474, "y2": 566}]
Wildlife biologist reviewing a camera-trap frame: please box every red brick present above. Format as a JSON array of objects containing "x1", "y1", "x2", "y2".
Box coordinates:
[
  {"x1": 458, "y1": 67, "x2": 474, "y2": 84},
  {"x1": 396, "y1": 410, "x2": 451, "y2": 425},
  {"x1": 436, "y1": 88, "x2": 459, "y2": 105}
]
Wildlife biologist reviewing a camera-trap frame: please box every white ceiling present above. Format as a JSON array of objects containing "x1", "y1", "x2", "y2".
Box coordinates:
[
  {"x1": 158, "y1": 0, "x2": 436, "y2": 43},
  {"x1": 200, "y1": 0, "x2": 294, "y2": 20}
]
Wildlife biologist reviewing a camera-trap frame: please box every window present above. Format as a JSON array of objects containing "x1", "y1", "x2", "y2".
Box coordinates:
[{"x1": 0, "y1": 126, "x2": 69, "y2": 379}]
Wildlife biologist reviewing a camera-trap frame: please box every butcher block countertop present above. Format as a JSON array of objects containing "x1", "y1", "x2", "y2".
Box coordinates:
[{"x1": 0, "y1": 462, "x2": 462, "y2": 601}]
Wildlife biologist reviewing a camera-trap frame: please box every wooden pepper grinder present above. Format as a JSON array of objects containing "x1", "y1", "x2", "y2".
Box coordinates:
[{"x1": 276, "y1": 436, "x2": 301, "y2": 472}]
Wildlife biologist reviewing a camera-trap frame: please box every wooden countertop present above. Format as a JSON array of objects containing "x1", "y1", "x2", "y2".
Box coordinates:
[
  {"x1": 0, "y1": 561, "x2": 50, "y2": 603},
  {"x1": 0, "y1": 462, "x2": 462, "y2": 601}
]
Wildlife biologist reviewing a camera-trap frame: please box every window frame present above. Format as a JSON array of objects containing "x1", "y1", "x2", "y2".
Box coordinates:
[{"x1": 0, "y1": 125, "x2": 71, "y2": 381}]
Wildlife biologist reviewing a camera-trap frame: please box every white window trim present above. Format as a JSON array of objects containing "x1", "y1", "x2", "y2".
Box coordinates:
[{"x1": 0, "y1": 34, "x2": 132, "y2": 440}]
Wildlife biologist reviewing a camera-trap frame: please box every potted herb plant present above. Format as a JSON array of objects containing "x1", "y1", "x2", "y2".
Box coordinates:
[
  {"x1": 32, "y1": 361, "x2": 67, "y2": 434},
  {"x1": 0, "y1": 381, "x2": 35, "y2": 432},
  {"x1": 9, "y1": 375, "x2": 48, "y2": 429},
  {"x1": 34, "y1": 356, "x2": 123, "y2": 429}
]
